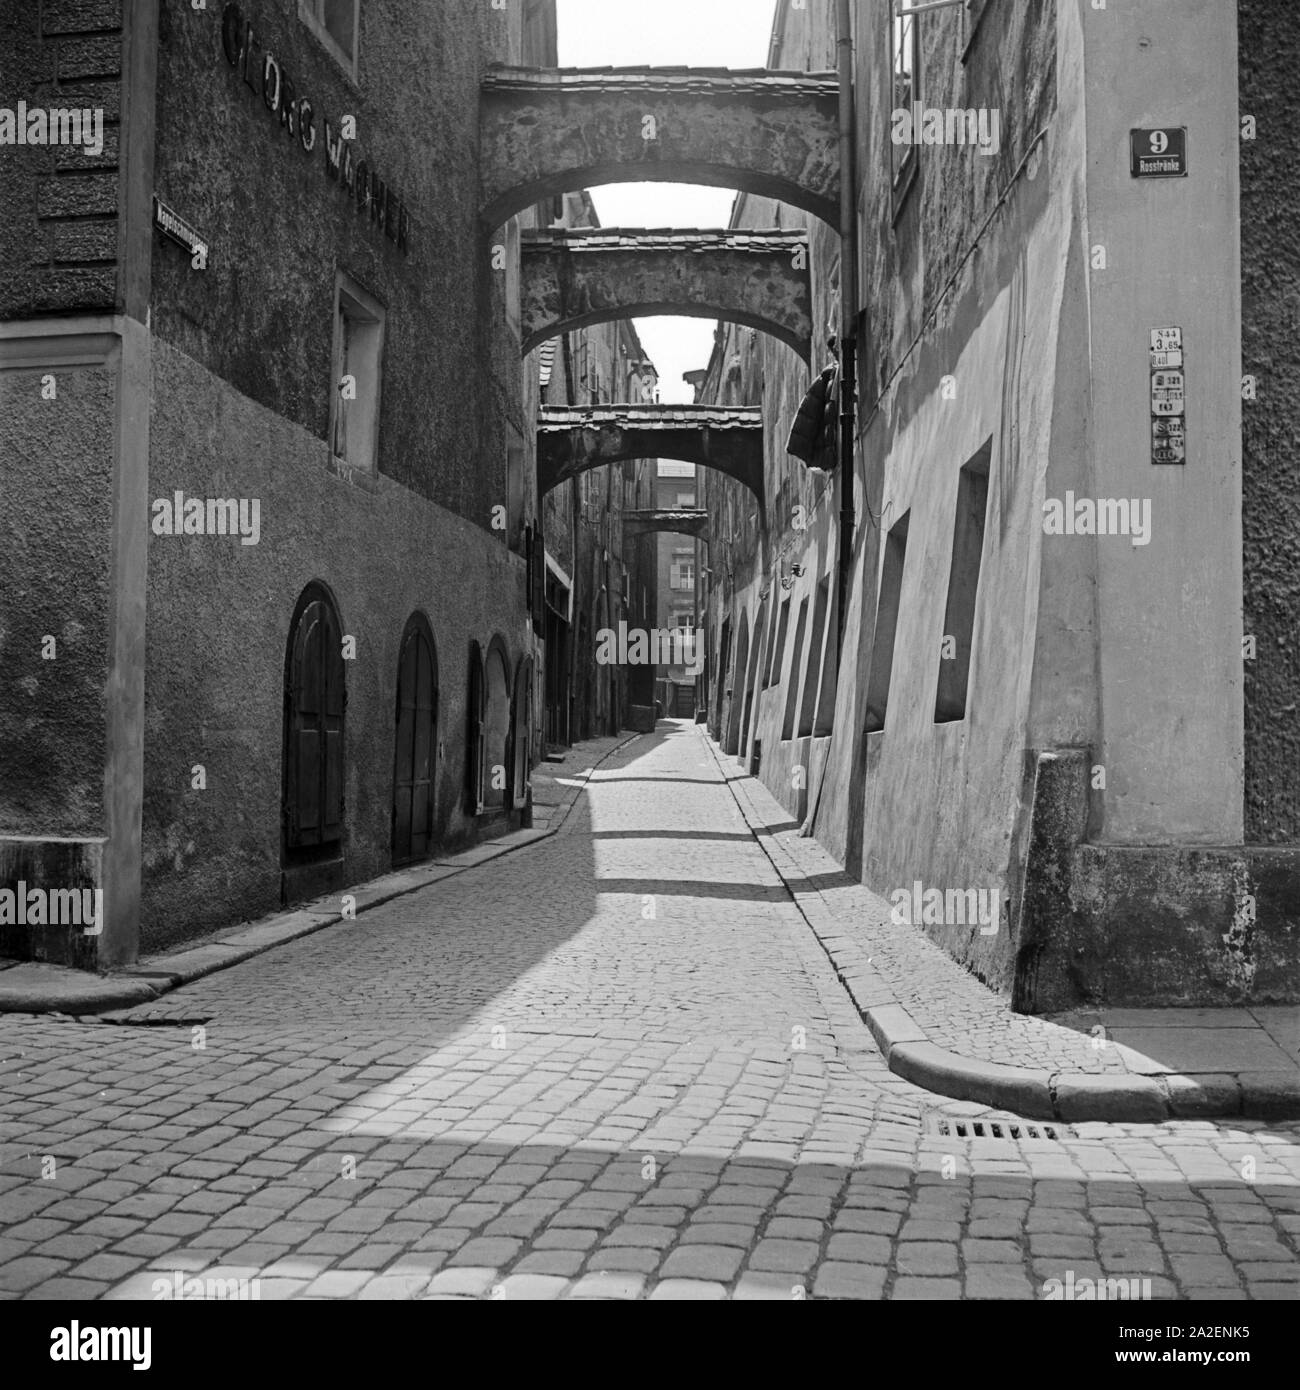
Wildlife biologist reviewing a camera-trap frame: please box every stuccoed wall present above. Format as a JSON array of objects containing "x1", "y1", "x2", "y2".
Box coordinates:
[
  {"x1": 149, "y1": 0, "x2": 522, "y2": 535},
  {"x1": 0, "y1": 363, "x2": 115, "y2": 835},
  {"x1": 142, "y1": 339, "x2": 529, "y2": 953}
]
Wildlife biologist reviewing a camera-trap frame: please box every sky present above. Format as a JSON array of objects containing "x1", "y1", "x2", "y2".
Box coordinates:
[{"x1": 555, "y1": 0, "x2": 780, "y2": 402}]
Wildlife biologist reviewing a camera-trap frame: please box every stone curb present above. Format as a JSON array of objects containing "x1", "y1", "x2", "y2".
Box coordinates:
[
  {"x1": 701, "y1": 732, "x2": 1300, "y2": 1123},
  {"x1": 0, "y1": 733, "x2": 640, "y2": 1017}
]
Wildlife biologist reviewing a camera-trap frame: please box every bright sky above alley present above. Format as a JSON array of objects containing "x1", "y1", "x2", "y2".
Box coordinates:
[{"x1": 556, "y1": 0, "x2": 780, "y2": 401}]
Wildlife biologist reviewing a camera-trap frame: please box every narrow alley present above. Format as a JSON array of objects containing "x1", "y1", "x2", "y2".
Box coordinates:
[{"x1": 2, "y1": 725, "x2": 1297, "y2": 1302}]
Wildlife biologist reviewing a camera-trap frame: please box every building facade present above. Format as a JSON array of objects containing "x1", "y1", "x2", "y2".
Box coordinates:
[
  {"x1": 538, "y1": 195, "x2": 659, "y2": 749},
  {"x1": 698, "y1": 0, "x2": 1297, "y2": 1009},
  {"x1": 0, "y1": 0, "x2": 647, "y2": 968}
]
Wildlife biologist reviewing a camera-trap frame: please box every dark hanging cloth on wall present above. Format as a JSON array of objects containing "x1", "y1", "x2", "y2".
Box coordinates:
[{"x1": 786, "y1": 364, "x2": 840, "y2": 470}]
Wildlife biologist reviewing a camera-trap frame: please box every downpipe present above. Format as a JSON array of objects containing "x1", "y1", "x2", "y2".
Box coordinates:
[
  {"x1": 803, "y1": 0, "x2": 859, "y2": 841},
  {"x1": 835, "y1": 0, "x2": 859, "y2": 656}
]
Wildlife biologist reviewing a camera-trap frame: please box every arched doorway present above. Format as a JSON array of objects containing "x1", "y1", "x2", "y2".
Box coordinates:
[
  {"x1": 595, "y1": 591, "x2": 611, "y2": 735},
  {"x1": 511, "y1": 657, "x2": 534, "y2": 811},
  {"x1": 724, "y1": 610, "x2": 749, "y2": 755},
  {"x1": 392, "y1": 613, "x2": 438, "y2": 865},
  {"x1": 465, "y1": 640, "x2": 486, "y2": 814},
  {"x1": 282, "y1": 582, "x2": 346, "y2": 864},
  {"x1": 483, "y1": 638, "x2": 511, "y2": 810}
]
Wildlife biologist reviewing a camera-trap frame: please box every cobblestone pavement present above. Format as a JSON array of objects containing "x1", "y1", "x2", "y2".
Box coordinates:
[{"x1": 1, "y1": 723, "x2": 1298, "y2": 1300}]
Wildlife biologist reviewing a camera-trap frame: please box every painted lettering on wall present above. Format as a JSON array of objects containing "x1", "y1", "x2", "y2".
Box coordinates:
[{"x1": 220, "y1": 4, "x2": 409, "y2": 253}]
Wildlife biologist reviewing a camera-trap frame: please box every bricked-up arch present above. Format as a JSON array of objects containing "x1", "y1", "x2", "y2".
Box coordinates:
[
  {"x1": 622, "y1": 510, "x2": 711, "y2": 543},
  {"x1": 521, "y1": 229, "x2": 814, "y2": 362},
  {"x1": 537, "y1": 405, "x2": 764, "y2": 506},
  {"x1": 481, "y1": 68, "x2": 840, "y2": 233}
]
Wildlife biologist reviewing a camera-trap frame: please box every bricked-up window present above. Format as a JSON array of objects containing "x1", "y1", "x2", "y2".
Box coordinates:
[
  {"x1": 299, "y1": 0, "x2": 359, "y2": 80},
  {"x1": 330, "y1": 274, "x2": 385, "y2": 474},
  {"x1": 891, "y1": 1, "x2": 920, "y2": 207},
  {"x1": 935, "y1": 441, "x2": 993, "y2": 724},
  {"x1": 864, "y1": 511, "x2": 910, "y2": 734}
]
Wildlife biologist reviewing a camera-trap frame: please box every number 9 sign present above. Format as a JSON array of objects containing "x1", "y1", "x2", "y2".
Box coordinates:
[{"x1": 1131, "y1": 126, "x2": 1186, "y2": 178}]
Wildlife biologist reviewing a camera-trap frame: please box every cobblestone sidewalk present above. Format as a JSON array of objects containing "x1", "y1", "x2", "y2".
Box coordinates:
[{"x1": 708, "y1": 735, "x2": 1300, "y2": 1122}]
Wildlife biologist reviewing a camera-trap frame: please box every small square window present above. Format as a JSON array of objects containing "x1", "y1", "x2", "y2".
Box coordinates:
[
  {"x1": 330, "y1": 273, "x2": 385, "y2": 475},
  {"x1": 299, "y1": 0, "x2": 359, "y2": 81}
]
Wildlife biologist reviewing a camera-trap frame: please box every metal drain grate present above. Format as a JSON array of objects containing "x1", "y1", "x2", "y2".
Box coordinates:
[
  {"x1": 928, "y1": 1116, "x2": 1065, "y2": 1142},
  {"x1": 98, "y1": 1015, "x2": 215, "y2": 1028}
]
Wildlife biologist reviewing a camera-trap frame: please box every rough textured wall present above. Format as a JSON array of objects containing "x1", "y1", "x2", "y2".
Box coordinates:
[
  {"x1": 0, "y1": 0, "x2": 123, "y2": 316},
  {"x1": 1239, "y1": 0, "x2": 1300, "y2": 842},
  {"x1": 856, "y1": 0, "x2": 1056, "y2": 400},
  {"x1": 149, "y1": 0, "x2": 516, "y2": 531},
  {"x1": 0, "y1": 364, "x2": 114, "y2": 834},
  {"x1": 142, "y1": 340, "x2": 529, "y2": 952}
]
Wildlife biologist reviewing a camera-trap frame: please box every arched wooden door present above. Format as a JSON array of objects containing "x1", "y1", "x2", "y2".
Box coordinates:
[
  {"x1": 511, "y1": 657, "x2": 534, "y2": 811},
  {"x1": 283, "y1": 584, "x2": 346, "y2": 859},
  {"x1": 483, "y1": 640, "x2": 511, "y2": 810},
  {"x1": 393, "y1": 615, "x2": 438, "y2": 865}
]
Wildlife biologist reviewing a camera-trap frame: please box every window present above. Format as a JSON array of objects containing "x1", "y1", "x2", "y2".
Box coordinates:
[
  {"x1": 676, "y1": 492, "x2": 696, "y2": 509},
  {"x1": 330, "y1": 273, "x2": 385, "y2": 474},
  {"x1": 864, "y1": 511, "x2": 910, "y2": 734},
  {"x1": 812, "y1": 578, "x2": 839, "y2": 737},
  {"x1": 299, "y1": 0, "x2": 359, "y2": 80},
  {"x1": 782, "y1": 598, "x2": 809, "y2": 741},
  {"x1": 766, "y1": 600, "x2": 791, "y2": 689},
  {"x1": 935, "y1": 442, "x2": 992, "y2": 724},
  {"x1": 891, "y1": 1, "x2": 920, "y2": 209},
  {"x1": 670, "y1": 560, "x2": 695, "y2": 591},
  {"x1": 798, "y1": 581, "x2": 831, "y2": 738}
]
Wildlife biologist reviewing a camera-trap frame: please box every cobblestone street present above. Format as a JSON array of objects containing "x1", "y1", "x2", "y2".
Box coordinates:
[{"x1": 2, "y1": 724, "x2": 1298, "y2": 1301}]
